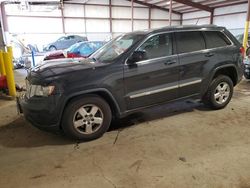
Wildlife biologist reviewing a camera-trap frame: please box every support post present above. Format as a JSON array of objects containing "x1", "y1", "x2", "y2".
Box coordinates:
[
  {"x1": 169, "y1": 0, "x2": 173, "y2": 26},
  {"x1": 83, "y1": 5, "x2": 87, "y2": 37},
  {"x1": 180, "y1": 13, "x2": 183, "y2": 25},
  {"x1": 7, "y1": 46, "x2": 13, "y2": 67},
  {"x1": 31, "y1": 50, "x2": 35, "y2": 67},
  {"x1": 0, "y1": 2, "x2": 8, "y2": 32},
  {"x1": 109, "y1": 0, "x2": 112, "y2": 38},
  {"x1": 131, "y1": 0, "x2": 134, "y2": 31},
  {"x1": 210, "y1": 9, "x2": 214, "y2": 24},
  {"x1": 243, "y1": 0, "x2": 250, "y2": 53},
  {"x1": 3, "y1": 50, "x2": 16, "y2": 97},
  {"x1": 0, "y1": 2, "x2": 8, "y2": 47},
  {"x1": 0, "y1": 50, "x2": 6, "y2": 75},
  {"x1": 61, "y1": 6, "x2": 65, "y2": 34},
  {"x1": 148, "y1": 7, "x2": 151, "y2": 29}
]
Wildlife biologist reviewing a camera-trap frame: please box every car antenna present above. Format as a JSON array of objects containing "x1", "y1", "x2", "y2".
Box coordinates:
[{"x1": 196, "y1": 18, "x2": 200, "y2": 25}]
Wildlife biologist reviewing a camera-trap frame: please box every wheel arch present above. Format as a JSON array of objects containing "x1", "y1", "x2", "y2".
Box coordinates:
[
  {"x1": 59, "y1": 89, "x2": 121, "y2": 128},
  {"x1": 201, "y1": 64, "x2": 238, "y2": 97},
  {"x1": 212, "y1": 65, "x2": 238, "y2": 86}
]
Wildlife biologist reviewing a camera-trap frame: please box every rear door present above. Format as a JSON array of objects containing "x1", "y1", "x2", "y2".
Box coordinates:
[
  {"x1": 124, "y1": 32, "x2": 179, "y2": 110},
  {"x1": 175, "y1": 31, "x2": 207, "y2": 98},
  {"x1": 202, "y1": 30, "x2": 237, "y2": 86}
]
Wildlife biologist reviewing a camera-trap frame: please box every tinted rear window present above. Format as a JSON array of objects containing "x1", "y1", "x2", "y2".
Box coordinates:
[
  {"x1": 175, "y1": 31, "x2": 205, "y2": 54},
  {"x1": 204, "y1": 31, "x2": 231, "y2": 49}
]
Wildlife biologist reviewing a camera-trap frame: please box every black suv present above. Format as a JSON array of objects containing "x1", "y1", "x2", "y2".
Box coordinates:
[{"x1": 19, "y1": 25, "x2": 244, "y2": 141}]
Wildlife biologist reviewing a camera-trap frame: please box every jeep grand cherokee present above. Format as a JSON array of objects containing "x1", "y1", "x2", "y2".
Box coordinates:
[{"x1": 19, "y1": 25, "x2": 244, "y2": 141}]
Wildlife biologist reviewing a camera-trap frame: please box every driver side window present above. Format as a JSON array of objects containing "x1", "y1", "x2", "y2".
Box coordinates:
[{"x1": 138, "y1": 33, "x2": 173, "y2": 61}]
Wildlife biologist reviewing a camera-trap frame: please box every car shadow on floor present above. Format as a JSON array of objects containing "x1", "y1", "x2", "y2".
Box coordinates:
[
  {"x1": 0, "y1": 116, "x2": 74, "y2": 148},
  {"x1": 0, "y1": 99, "x2": 211, "y2": 148},
  {"x1": 109, "y1": 99, "x2": 209, "y2": 130}
]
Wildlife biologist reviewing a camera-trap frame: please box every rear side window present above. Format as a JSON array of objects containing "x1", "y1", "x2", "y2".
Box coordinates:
[
  {"x1": 175, "y1": 31, "x2": 205, "y2": 54},
  {"x1": 204, "y1": 31, "x2": 231, "y2": 49}
]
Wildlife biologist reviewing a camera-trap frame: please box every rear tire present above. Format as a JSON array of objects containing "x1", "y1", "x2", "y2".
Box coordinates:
[
  {"x1": 61, "y1": 95, "x2": 112, "y2": 141},
  {"x1": 202, "y1": 75, "x2": 233, "y2": 110}
]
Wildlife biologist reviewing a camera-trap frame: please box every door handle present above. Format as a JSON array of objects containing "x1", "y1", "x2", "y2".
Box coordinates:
[
  {"x1": 205, "y1": 52, "x2": 215, "y2": 57},
  {"x1": 164, "y1": 60, "x2": 176, "y2": 65}
]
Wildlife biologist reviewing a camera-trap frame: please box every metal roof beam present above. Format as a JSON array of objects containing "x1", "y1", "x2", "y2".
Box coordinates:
[
  {"x1": 126, "y1": 0, "x2": 181, "y2": 14},
  {"x1": 173, "y1": 0, "x2": 213, "y2": 12}
]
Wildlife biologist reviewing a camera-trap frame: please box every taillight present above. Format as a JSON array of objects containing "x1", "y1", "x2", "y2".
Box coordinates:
[
  {"x1": 240, "y1": 47, "x2": 245, "y2": 57},
  {"x1": 67, "y1": 53, "x2": 78, "y2": 58}
]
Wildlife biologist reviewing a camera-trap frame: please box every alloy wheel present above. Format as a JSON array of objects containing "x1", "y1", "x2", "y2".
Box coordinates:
[
  {"x1": 73, "y1": 104, "x2": 104, "y2": 135},
  {"x1": 214, "y1": 82, "x2": 231, "y2": 105}
]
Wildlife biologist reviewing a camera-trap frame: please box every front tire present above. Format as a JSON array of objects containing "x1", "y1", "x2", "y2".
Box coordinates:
[
  {"x1": 61, "y1": 95, "x2": 112, "y2": 141},
  {"x1": 202, "y1": 75, "x2": 233, "y2": 110}
]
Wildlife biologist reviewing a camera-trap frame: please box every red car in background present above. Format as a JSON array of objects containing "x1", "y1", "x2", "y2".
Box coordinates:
[{"x1": 44, "y1": 41, "x2": 105, "y2": 61}]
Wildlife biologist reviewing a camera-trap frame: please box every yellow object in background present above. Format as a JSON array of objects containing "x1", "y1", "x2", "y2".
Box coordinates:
[
  {"x1": 243, "y1": 21, "x2": 250, "y2": 52},
  {"x1": 3, "y1": 52, "x2": 16, "y2": 97},
  {"x1": 0, "y1": 50, "x2": 6, "y2": 75},
  {"x1": 7, "y1": 46, "x2": 13, "y2": 69}
]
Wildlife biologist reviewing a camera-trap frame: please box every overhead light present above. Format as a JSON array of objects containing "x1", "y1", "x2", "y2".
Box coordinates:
[{"x1": 18, "y1": 0, "x2": 30, "y2": 11}]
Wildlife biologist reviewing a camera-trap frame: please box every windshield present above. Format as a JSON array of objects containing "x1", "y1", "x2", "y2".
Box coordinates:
[
  {"x1": 67, "y1": 42, "x2": 83, "y2": 52},
  {"x1": 91, "y1": 34, "x2": 145, "y2": 63}
]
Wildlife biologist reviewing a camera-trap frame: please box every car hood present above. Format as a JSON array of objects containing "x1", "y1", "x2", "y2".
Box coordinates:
[
  {"x1": 46, "y1": 50, "x2": 64, "y2": 57},
  {"x1": 29, "y1": 58, "x2": 103, "y2": 82}
]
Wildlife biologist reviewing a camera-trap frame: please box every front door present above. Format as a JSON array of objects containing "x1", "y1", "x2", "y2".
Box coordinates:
[{"x1": 124, "y1": 32, "x2": 179, "y2": 110}]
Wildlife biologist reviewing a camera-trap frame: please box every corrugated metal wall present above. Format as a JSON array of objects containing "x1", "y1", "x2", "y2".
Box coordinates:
[
  {"x1": 182, "y1": 3, "x2": 248, "y2": 36},
  {"x1": 4, "y1": 0, "x2": 181, "y2": 49}
]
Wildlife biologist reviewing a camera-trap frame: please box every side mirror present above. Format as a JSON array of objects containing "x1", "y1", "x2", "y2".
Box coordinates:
[{"x1": 127, "y1": 51, "x2": 146, "y2": 65}]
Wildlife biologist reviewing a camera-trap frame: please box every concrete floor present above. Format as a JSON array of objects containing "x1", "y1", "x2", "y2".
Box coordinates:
[{"x1": 1, "y1": 69, "x2": 250, "y2": 188}]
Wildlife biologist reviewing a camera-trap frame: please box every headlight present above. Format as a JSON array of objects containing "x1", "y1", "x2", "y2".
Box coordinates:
[{"x1": 27, "y1": 84, "x2": 55, "y2": 98}]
